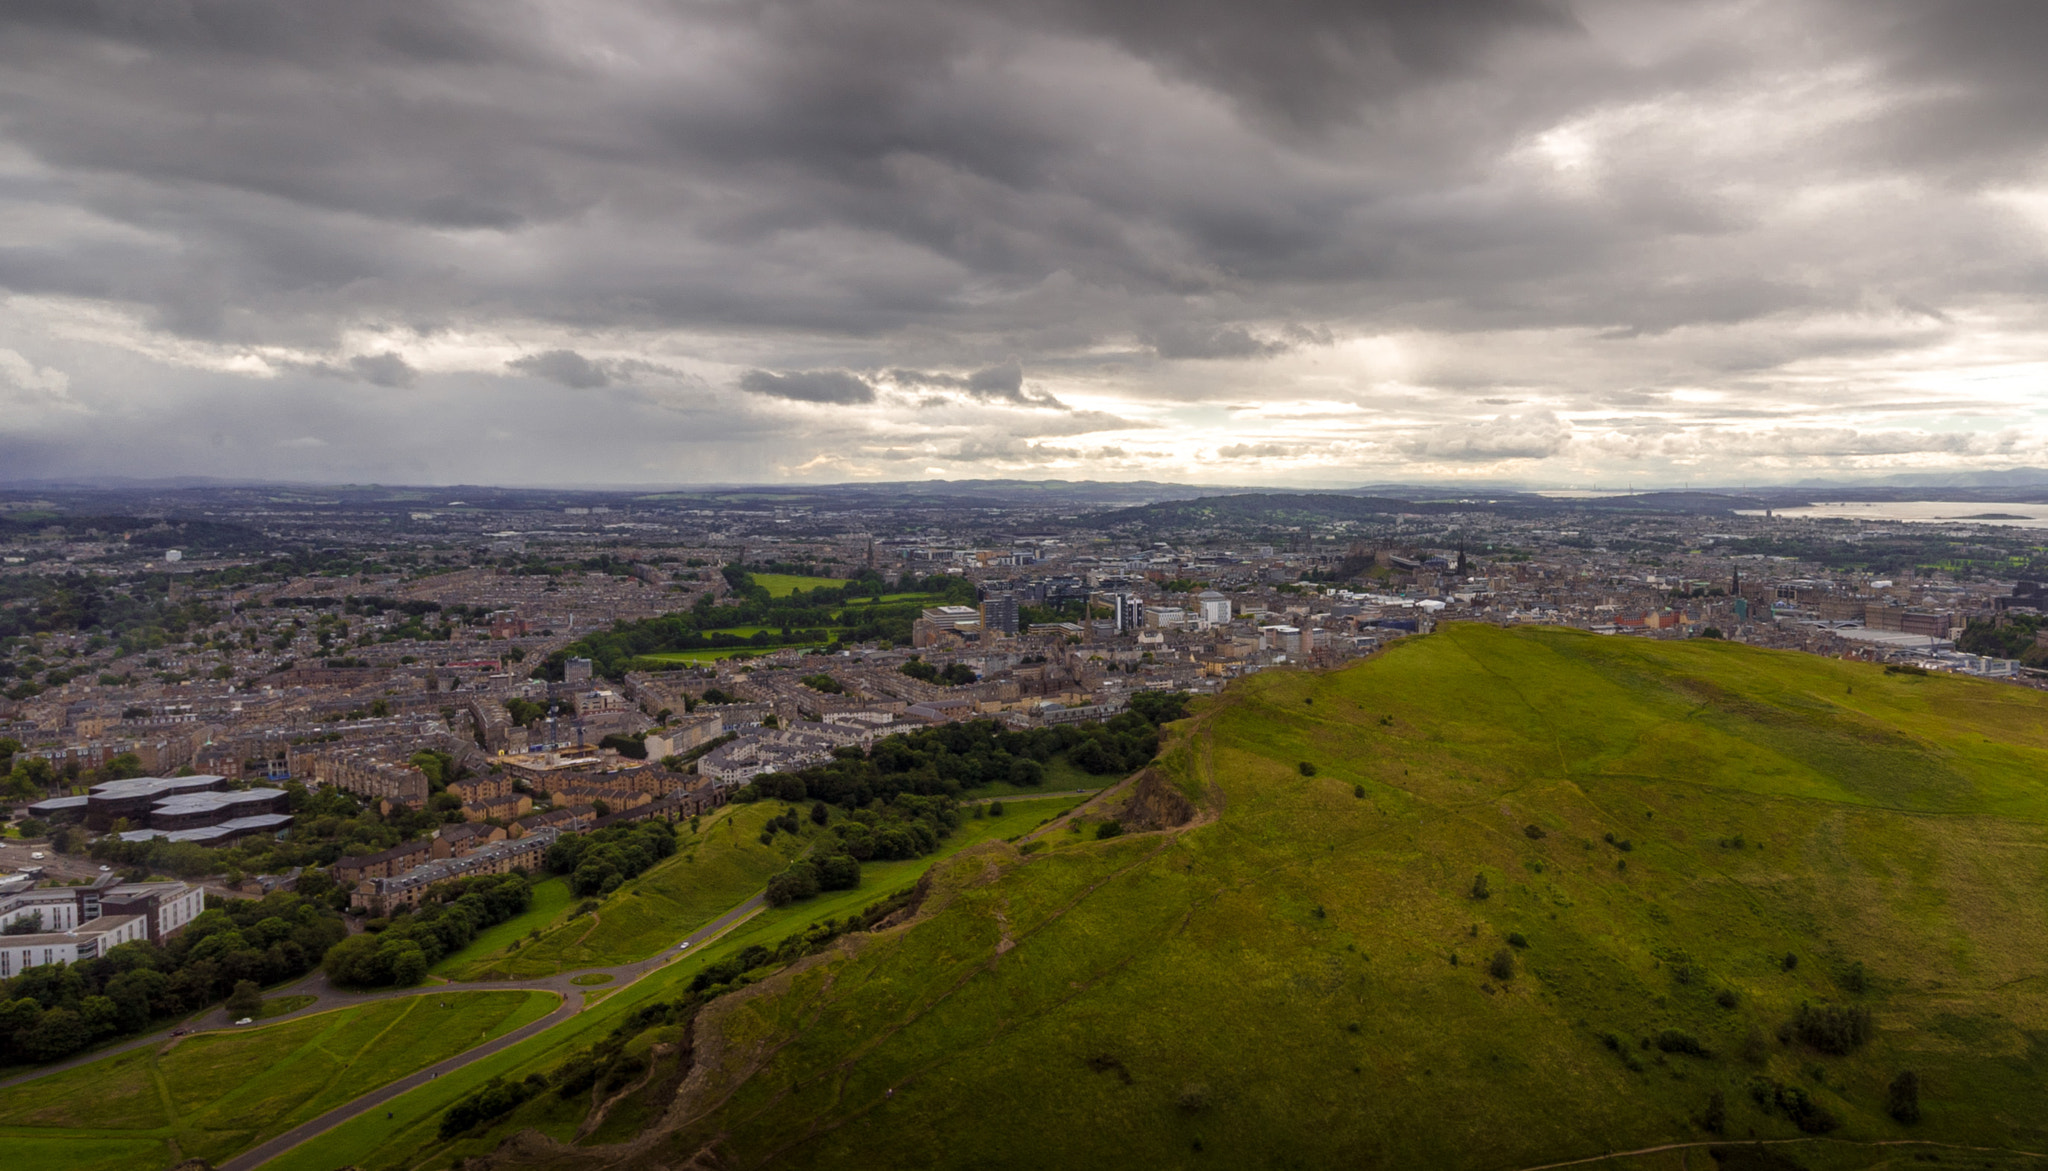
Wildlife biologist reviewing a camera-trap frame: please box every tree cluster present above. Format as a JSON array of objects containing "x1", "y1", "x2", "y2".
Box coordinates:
[
  {"x1": 0, "y1": 891, "x2": 345, "y2": 1064},
  {"x1": 322, "y1": 873, "x2": 532, "y2": 987},
  {"x1": 545, "y1": 821, "x2": 679, "y2": 896}
]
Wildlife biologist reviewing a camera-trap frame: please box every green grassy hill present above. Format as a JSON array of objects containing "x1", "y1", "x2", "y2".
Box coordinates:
[{"x1": 528, "y1": 625, "x2": 2048, "y2": 1170}]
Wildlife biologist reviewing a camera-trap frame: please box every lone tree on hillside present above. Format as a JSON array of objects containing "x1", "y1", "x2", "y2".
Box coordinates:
[
  {"x1": 1488, "y1": 948, "x2": 1515, "y2": 981},
  {"x1": 1887, "y1": 1071, "x2": 1921, "y2": 1123},
  {"x1": 1471, "y1": 873, "x2": 1490, "y2": 900}
]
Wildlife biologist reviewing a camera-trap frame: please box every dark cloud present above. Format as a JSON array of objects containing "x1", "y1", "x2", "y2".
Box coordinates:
[
  {"x1": 0, "y1": 0, "x2": 2042, "y2": 481},
  {"x1": 1025, "y1": 0, "x2": 1579, "y2": 132},
  {"x1": 509, "y1": 349, "x2": 609, "y2": 389},
  {"x1": 886, "y1": 360, "x2": 1067, "y2": 406},
  {"x1": 279, "y1": 351, "x2": 418, "y2": 387},
  {"x1": 738, "y1": 369, "x2": 877, "y2": 405},
  {"x1": 1147, "y1": 324, "x2": 1292, "y2": 361},
  {"x1": 349, "y1": 352, "x2": 417, "y2": 388}
]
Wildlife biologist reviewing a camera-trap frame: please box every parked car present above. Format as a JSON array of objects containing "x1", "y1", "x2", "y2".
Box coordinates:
[
  {"x1": 28, "y1": 852, "x2": 44, "y2": 860},
  {"x1": 99, "y1": 865, "x2": 112, "y2": 872},
  {"x1": 234, "y1": 1017, "x2": 253, "y2": 1026}
]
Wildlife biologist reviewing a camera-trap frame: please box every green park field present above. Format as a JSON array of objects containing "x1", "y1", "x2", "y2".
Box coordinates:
[
  {"x1": 599, "y1": 625, "x2": 2048, "y2": 1170},
  {"x1": 0, "y1": 990, "x2": 555, "y2": 1171},
  {"x1": 748, "y1": 573, "x2": 844, "y2": 598}
]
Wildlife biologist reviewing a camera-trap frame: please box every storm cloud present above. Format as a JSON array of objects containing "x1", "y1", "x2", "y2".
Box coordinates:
[{"x1": 0, "y1": 0, "x2": 2044, "y2": 484}]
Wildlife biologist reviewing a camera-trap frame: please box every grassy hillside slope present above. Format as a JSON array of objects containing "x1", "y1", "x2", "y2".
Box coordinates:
[
  {"x1": 582, "y1": 625, "x2": 2048, "y2": 1170},
  {"x1": 448, "y1": 802, "x2": 830, "y2": 980}
]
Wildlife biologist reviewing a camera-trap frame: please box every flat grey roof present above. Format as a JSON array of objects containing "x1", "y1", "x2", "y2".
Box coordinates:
[
  {"x1": 116, "y1": 813, "x2": 293, "y2": 845},
  {"x1": 25, "y1": 795, "x2": 88, "y2": 813},
  {"x1": 149, "y1": 788, "x2": 288, "y2": 815},
  {"x1": 88, "y1": 775, "x2": 225, "y2": 800}
]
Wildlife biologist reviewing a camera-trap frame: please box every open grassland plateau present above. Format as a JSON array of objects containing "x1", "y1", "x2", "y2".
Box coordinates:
[
  {"x1": 0, "y1": 990, "x2": 555, "y2": 1171},
  {"x1": 263, "y1": 796, "x2": 1079, "y2": 1171},
  {"x1": 468, "y1": 624, "x2": 2048, "y2": 1171}
]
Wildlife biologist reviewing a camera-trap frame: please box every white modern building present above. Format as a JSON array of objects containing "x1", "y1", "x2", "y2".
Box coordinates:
[
  {"x1": 1195, "y1": 591, "x2": 1232, "y2": 627},
  {"x1": 0, "y1": 914, "x2": 150, "y2": 977}
]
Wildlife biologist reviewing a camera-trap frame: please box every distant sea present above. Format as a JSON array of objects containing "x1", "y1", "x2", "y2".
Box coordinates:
[{"x1": 1732, "y1": 501, "x2": 2048, "y2": 529}]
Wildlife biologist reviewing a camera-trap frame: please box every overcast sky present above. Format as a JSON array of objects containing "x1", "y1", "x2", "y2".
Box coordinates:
[{"x1": 1, "y1": 0, "x2": 2045, "y2": 487}]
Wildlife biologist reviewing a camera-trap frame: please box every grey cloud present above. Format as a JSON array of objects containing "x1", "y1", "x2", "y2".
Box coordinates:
[
  {"x1": 281, "y1": 351, "x2": 418, "y2": 387},
  {"x1": 509, "y1": 349, "x2": 609, "y2": 389},
  {"x1": 738, "y1": 369, "x2": 877, "y2": 405},
  {"x1": 349, "y1": 352, "x2": 417, "y2": 387},
  {"x1": 1147, "y1": 324, "x2": 1292, "y2": 361},
  {"x1": 1217, "y1": 442, "x2": 1296, "y2": 459},
  {"x1": 1403, "y1": 411, "x2": 1572, "y2": 461},
  {"x1": 886, "y1": 360, "x2": 1066, "y2": 407},
  {"x1": 0, "y1": 0, "x2": 2043, "y2": 481}
]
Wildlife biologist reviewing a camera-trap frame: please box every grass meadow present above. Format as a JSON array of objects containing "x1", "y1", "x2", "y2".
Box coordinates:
[
  {"x1": 430, "y1": 875, "x2": 572, "y2": 976},
  {"x1": 747, "y1": 574, "x2": 845, "y2": 597},
  {"x1": 264, "y1": 794, "x2": 1088, "y2": 1171},
  {"x1": 0, "y1": 990, "x2": 555, "y2": 1171},
  {"x1": 445, "y1": 802, "x2": 824, "y2": 979},
  {"x1": 621, "y1": 625, "x2": 2048, "y2": 1170}
]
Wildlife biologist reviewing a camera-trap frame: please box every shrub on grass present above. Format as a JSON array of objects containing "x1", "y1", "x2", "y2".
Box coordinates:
[
  {"x1": 1353, "y1": 785, "x2": 1365, "y2": 798},
  {"x1": 1488, "y1": 948, "x2": 1515, "y2": 981},
  {"x1": 1297, "y1": 761, "x2": 1318, "y2": 777},
  {"x1": 988, "y1": 801, "x2": 1004, "y2": 816},
  {"x1": 1791, "y1": 1002, "x2": 1871, "y2": 1054},
  {"x1": 1740, "y1": 1026, "x2": 1768, "y2": 1065},
  {"x1": 1697, "y1": 1090, "x2": 1727, "y2": 1134},
  {"x1": 1887, "y1": 1070, "x2": 1921, "y2": 1124},
  {"x1": 1716, "y1": 989, "x2": 1739, "y2": 1009},
  {"x1": 1772, "y1": 1083, "x2": 1839, "y2": 1133},
  {"x1": 816, "y1": 854, "x2": 861, "y2": 891},
  {"x1": 1095, "y1": 820, "x2": 1123, "y2": 840},
  {"x1": 225, "y1": 979, "x2": 262, "y2": 1016},
  {"x1": 439, "y1": 1074, "x2": 547, "y2": 1139},
  {"x1": 1782, "y1": 952, "x2": 1798, "y2": 971},
  {"x1": 1470, "y1": 873, "x2": 1490, "y2": 900},
  {"x1": 1654, "y1": 1029, "x2": 1710, "y2": 1057},
  {"x1": 1836, "y1": 960, "x2": 1869, "y2": 994},
  {"x1": 1506, "y1": 932, "x2": 1527, "y2": 949},
  {"x1": 1523, "y1": 824, "x2": 1546, "y2": 839},
  {"x1": 764, "y1": 862, "x2": 821, "y2": 907}
]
